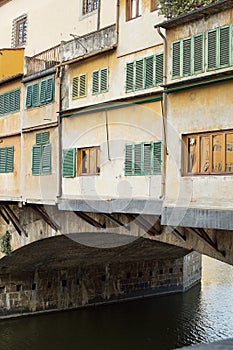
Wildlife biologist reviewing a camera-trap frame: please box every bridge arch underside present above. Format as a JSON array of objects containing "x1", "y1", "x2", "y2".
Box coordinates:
[{"x1": 0, "y1": 235, "x2": 201, "y2": 318}]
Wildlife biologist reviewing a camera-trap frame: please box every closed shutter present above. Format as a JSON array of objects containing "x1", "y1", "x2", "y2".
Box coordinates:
[
  {"x1": 14, "y1": 89, "x2": 20, "y2": 112},
  {"x1": 26, "y1": 85, "x2": 32, "y2": 108},
  {"x1": 134, "y1": 143, "x2": 142, "y2": 175},
  {"x1": 155, "y1": 53, "x2": 163, "y2": 85},
  {"x1": 153, "y1": 141, "x2": 162, "y2": 174},
  {"x1": 144, "y1": 143, "x2": 152, "y2": 175},
  {"x1": 32, "y1": 83, "x2": 39, "y2": 106},
  {"x1": 3, "y1": 94, "x2": 9, "y2": 114},
  {"x1": 0, "y1": 95, "x2": 4, "y2": 115},
  {"x1": 41, "y1": 144, "x2": 51, "y2": 174},
  {"x1": 207, "y1": 29, "x2": 217, "y2": 69},
  {"x1": 145, "y1": 56, "x2": 154, "y2": 89},
  {"x1": 220, "y1": 26, "x2": 230, "y2": 67},
  {"x1": 194, "y1": 34, "x2": 203, "y2": 73},
  {"x1": 183, "y1": 38, "x2": 191, "y2": 76},
  {"x1": 0, "y1": 148, "x2": 6, "y2": 173},
  {"x1": 125, "y1": 144, "x2": 133, "y2": 175},
  {"x1": 92, "y1": 70, "x2": 99, "y2": 94},
  {"x1": 6, "y1": 146, "x2": 14, "y2": 173},
  {"x1": 36, "y1": 131, "x2": 50, "y2": 145},
  {"x1": 126, "y1": 62, "x2": 134, "y2": 92},
  {"x1": 79, "y1": 74, "x2": 87, "y2": 97},
  {"x1": 9, "y1": 91, "x2": 15, "y2": 113},
  {"x1": 172, "y1": 41, "x2": 181, "y2": 78},
  {"x1": 135, "y1": 59, "x2": 144, "y2": 90},
  {"x1": 40, "y1": 80, "x2": 47, "y2": 104},
  {"x1": 46, "y1": 77, "x2": 54, "y2": 102},
  {"x1": 72, "y1": 76, "x2": 79, "y2": 98},
  {"x1": 62, "y1": 148, "x2": 76, "y2": 177},
  {"x1": 100, "y1": 68, "x2": 108, "y2": 92},
  {"x1": 32, "y1": 145, "x2": 42, "y2": 175}
]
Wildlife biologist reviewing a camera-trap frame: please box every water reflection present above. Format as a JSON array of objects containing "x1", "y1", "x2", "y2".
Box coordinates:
[{"x1": 0, "y1": 256, "x2": 232, "y2": 350}]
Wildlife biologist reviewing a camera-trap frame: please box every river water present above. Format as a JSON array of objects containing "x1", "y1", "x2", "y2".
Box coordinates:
[{"x1": 0, "y1": 255, "x2": 232, "y2": 350}]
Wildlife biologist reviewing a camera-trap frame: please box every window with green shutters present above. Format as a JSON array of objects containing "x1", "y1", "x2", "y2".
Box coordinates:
[
  {"x1": 72, "y1": 74, "x2": 87, "y2": 99},
  {"x1": 124, "y1": 141, "x2": 162, "y2": 176},
  {"x1": 0, "y1": 89, "x2": 20, "y2": 116},
  {"x1": 26, "y1": 77, "x2": 54, "y2": 108},
  {"x1": 62, "y1": 148, "x2": 76, "y2": 177},
  {"x1": 32, "y1": 132, "x2": 51, "y2": 175},
  {"x1": 0, "y1": 146, "x2": 14, "y2": 173},
  {"x1": 207, "y1": 26, "x2": 231, "y2": 70},
  {"x1": 92, "y1": 68, "x2": 108, "y2": 94},
  {"x1": 125, "y1": 53, "x2": 163, "y2": 93}
]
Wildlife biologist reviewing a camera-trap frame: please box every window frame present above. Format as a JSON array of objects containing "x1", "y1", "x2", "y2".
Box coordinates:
[
  {"x1": 0, "y1": 89, "x2": 20, "y2": 116},
  {"x1": 82, "y1": 0, "x2": 99, "y2": 15},
  {"x1": 126, "y1": 0, "x2": 142, "y2": 21},
  {"x1": 77, "y1": 146, "x2": 100, "y2": 176},
  {"x1": 32, "y1": 132, "x2": 52, "y2": 176},
  {"x1": 92, "y1": 68, "x2": 108, "y2": 95},
  {"x1": 26, "y1": 77, "x2": 55, "y2": 109},
  {"x1": 12, "y1": 14, "x2": 27, "y2": 48},
  {"x1": 72, "y1": 74, "x2": 87, "y2": 99},
  {"x1": 183, "y1": 130, "x2": 233, "y2": 176},
  {"x1": 0, "y1": 146, "x2": 14, "y2": 173},
  {"x1": 151, "y1": 0, "x2": 159, "y2": 12}
]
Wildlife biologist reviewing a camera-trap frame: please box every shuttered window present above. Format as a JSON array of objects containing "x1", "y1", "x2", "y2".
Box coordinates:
[
  {"x1": 72, "y1": 74, "x2": 87, "y2": 99},
  {"x1": 0, "y1": 89, "x2": 20, "y2": 116},
  {"x1": 32, "y1": 132, "x2": 51, "y2": 175},
  {"x1": 62, "y1": 148, "x2": 76, "y2": 177},
  {"x1": 92, "y1": 68, "x2": 108, "y2": 95},
  {"x1": 125, "y1": 53, "x2": 163, "y2": 92},
  {"x1": 124, "y1": 141, "x2": 162, "y2": 176},
  {"x1": 26, "y1": 77, "x2": 55, "y2": 108},
  {"x1": 207, "y1": 26, "x2": 231, "y2": 70},
  {"x1": 0, "y1": 146, "x2": 14, "y2": 173}
]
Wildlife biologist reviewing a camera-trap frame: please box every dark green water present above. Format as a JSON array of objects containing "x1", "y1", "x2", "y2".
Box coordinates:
[{"x1": 0, "y1": 255, "x2": 232, "y2": 350}]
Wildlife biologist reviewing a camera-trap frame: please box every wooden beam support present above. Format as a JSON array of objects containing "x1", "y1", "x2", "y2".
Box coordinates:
[
  {"x1": 103, "y1": 213, "x2": 130, "y2": 231},
  {"x1": 189, "y1": 227, "x2": 225, "y2": 257},
  {"x1": 0, "y1": 208, "x2": 10, "y2": 225},
  {"x1": 127, "y1": 214, "x2": 161, "y2": 236},
  {"x1": 3, "y1": 205, "x2": 28, "y2": 237},
  {"x1": 171, "y1": 227, "x2": 186, "y2": 242},
  {"x1": 74, "y1": 211, "x2": 106, "y2": 229},
  {"x1": 28, "y1": 204, "x2": 60, "y2": 232}
]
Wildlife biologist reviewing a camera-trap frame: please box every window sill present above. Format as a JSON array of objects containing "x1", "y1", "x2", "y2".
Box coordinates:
[{"x1": 126, "y1": 15, "x2": 142, "y2": 22}]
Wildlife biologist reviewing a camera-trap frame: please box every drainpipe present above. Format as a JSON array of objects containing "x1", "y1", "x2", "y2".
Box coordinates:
[
  {"x1": 57, "y1": 65, "x2": 63, "y2": 200},
  {"x1": 97, "y1": 0, "x2": 101, "y2": 30},
  {"x1": 116, "y1": 0, "x2": 120, "y2": 43},
  {"x1": 156, "y1": 26, "x2": 168, "y2": 200}
]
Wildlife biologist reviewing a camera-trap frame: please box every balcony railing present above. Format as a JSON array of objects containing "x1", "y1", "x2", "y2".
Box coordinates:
[{"x1": 26, "y1": 45, "x2": 60, "y2": 76}]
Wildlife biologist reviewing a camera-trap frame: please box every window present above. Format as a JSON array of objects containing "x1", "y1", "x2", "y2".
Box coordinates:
[
  {"x1": 207, "y1": 26, "x2": 230, "y2": 70},
  {"x1": 26, "y1": 77, "x2": 54, "y2": 108},
  {"x1": 124, "y1": 141, "x2": 162, "y2": 176},
  {"x1": 32, "y1": 132, "x2": 51, "y2": 175},
  {"x1": 126, "y1": 0, "x2": 142, "y2": 21},
  {"x1": 12, "y1": 15, "x2": 27, "y2": 47},
  {"x1": 92, "y1": 68, "x2": 108, "y2": 94},
  {"x1": 62, "y1": 148, "x2": 77, "y2": 178},
  {"x1": 0, "y1": 89, "x2": 20, "y2": 116},
  {"x1": 72, "y1": 74, "x2": 87, "y2": 99},
  {"x1": 0, "y1": 146, "x2": 14, "y2": 173},
  {"x1": 183, "y1": 130, "x2": 233, "y2": 175},
  {"x1": 125, "y1": 53, "x2": 163, "y2": 92},
  {"x1": 78, "y1": 147, "x2": 100, "y2": 175},
  {"x1": 83, "y1": 0, "x2": 99, "y2": 15},
  {"x1": 151, "y1": 0, "x2": 160, "y2": 11}
]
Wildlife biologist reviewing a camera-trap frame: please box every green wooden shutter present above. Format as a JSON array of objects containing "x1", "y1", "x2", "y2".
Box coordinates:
[
  {"x1": 207, "y1": 29, "x2": 217, "y2": 70},
  {"x1": 46, "y1": 77, "x2": 54, "y2": 102},
  {"x1": 0, "y1": 95, "x2": 4, "y2": 116},
  {"x1": 143, "y1": 143, "x2": 152, "y2": 175},
  {"x1": 126, "y1": 62, "x2": 134, "y2": 92},
  {"x1": 183, "y1": 38, "x2": 191, "y2": 76},
  {"x1": 172, "y1": 41, "x2": 181, "y2": 78},
  {"x1": 134, "y1": 143, "x2": 142, "y2": 175},
  {"x1": 40, "y1": 80, "x2": 47, "y2": 104},
  {"x1": 26, "y1": 85, "x2": 32, "y2": 108},
  {"x1": 62, "y1": 148, "x2": 76, "y2": 177},
  {"x1": 220, "y1": 26, "x2": 230, "y2": 67},
  {"x1": 0, "y1": 148, "x2": 6, "y2": 173},
  {"x1": 14, "y1": 89, "x2": 20, "y2": 112},
  {"x1": 36, "y1": 131, "x2": 50, "y2": 145},
  {"x1": 125, "y1": 144, "x2": 133, "y2": 175},
  {"x1": 153, "y1": 141, "x2": 162, "y2": 174},
  {"x1": 41, "y1": 144, "x2": 51, "y2": 174},
  {"x1": 194, "y1": 34, "x2": 204, "y2": 73},
  {"x1": 3, "y1": 94, "x2": 9, "y2": 114},
  {"x1": 72, "y1": 76, "x2": 79, "y2": 98},
  {"x1": 135, "y1": 59, "x2": 144, "y2": 90},
  {"x1": 145, "y1": 56, "x2": 154, "y2": 89},
  {"x1": 155, "y1": 53, "x2": 163, "y2": 85},
  {"x1": 6, "y1": 146, "x2": 14, "y2": 173},
  {"x1": 32, "y1": 83, "x2": 39, "y2": 106},
  {"x1": 9, "y1": 91, "x2": 15, "y2": 113},
  {"x1": 79, "y1": 74, "x2": 87, "y2": 97},
  {"x1": 100, "y1": 68, "x2": 108, "y2": 92},
  {"x1": 92, "y1": 70, "x2": 99, "y2": 94},
  {"x1": 32, "y1": 145, "x2": 42, "y2": 175}
]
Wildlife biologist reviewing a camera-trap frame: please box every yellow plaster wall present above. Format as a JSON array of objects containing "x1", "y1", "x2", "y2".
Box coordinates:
[{"x1": 0, "y1": 49, "x2": 24, "y2": 79}]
